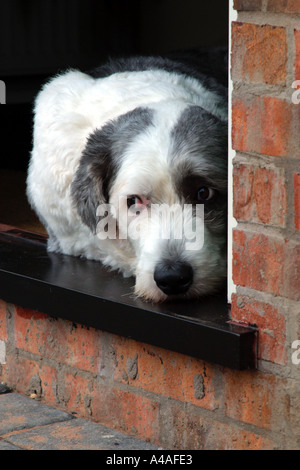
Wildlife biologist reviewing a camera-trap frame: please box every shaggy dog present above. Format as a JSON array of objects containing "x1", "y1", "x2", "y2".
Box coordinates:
[{"x1": 27, "y1": 53, "x2": 228, "y2": 302}]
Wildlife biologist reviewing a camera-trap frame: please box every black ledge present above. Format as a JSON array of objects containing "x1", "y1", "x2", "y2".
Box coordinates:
[{"x1": 0, "y1": 226, "x2": 257, "y2": 370}]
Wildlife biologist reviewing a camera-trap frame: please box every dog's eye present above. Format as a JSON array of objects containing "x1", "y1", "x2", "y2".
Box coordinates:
[
  {"x1": 196, "y1": 187, "x2": 216, "y2": 202},
  {"x1": 127, "y1": 195, "x2": 143, "y2": 209}
]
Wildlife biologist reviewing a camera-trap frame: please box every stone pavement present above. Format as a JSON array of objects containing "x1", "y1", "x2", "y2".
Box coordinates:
[{"x1": 0, "y1": 390, "x2": 159, "y2": 450}]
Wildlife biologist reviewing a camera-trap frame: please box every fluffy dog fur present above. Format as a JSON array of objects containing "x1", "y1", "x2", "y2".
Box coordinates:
[{"x1": 27, "y1": 54, "x2": 228, "y2": 302}]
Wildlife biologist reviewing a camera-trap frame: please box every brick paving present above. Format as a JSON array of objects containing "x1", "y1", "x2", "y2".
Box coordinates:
[{"x1": 0, "y1": 391, "x2": 159, "y2": 450}]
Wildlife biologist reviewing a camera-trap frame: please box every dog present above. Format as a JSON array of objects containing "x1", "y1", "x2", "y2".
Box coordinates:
[{"x1": 27, "y1": 53, "x2": 228, "y2": 303}]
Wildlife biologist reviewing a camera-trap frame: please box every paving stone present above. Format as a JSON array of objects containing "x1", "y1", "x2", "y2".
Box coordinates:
[
  {"x1": 0, "y1": 439, "x2": 22, "y2": 450},
  {"x1": 0, "y1": 393, "x2": 73, "y2": 435},
  {"x1": 2, "y1": 418, "x2": 159, "y2": 450}
]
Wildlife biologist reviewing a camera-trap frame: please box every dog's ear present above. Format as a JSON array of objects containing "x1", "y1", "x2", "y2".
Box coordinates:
[
  {"x1": 71, "y1": 125, "x2": 117, "y2": 234},
  {"x1": 71, "y1": 107, "x2": 153, "y2": 233}
]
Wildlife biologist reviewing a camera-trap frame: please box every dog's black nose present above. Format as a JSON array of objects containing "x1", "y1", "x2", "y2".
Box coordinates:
[{"x1": 154, "y1": 261, "x2": 193, "y2": 296}]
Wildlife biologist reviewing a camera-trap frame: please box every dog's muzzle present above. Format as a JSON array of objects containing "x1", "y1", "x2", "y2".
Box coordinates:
[{"x1": 154, "y1": 261, "x2": 193, "y2": 296}]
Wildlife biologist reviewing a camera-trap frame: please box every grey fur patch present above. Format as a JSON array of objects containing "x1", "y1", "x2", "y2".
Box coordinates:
[
  {"x1": 170, "y1": 105, "x2": 228, "y2": 232},
  {"x1": 171, "y1": 105, "x2": 227, "y2": 176},
  {"x1": 71, "y1": 107, "x2": 154, "y2": 233}
]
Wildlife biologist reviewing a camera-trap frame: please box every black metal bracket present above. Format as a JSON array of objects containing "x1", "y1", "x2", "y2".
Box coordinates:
[{"x1": 0, "y1": 226, "x2": 257, "y2": 370}]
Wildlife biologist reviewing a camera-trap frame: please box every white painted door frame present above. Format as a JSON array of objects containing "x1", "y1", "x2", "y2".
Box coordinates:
[{"x1": 227, "y1": 1, "x2": 237, "y2": 303}]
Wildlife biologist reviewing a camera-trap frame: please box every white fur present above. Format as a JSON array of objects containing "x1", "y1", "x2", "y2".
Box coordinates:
[{"x1": 27, "y1": 67, "x2": 227, "y2": 302}]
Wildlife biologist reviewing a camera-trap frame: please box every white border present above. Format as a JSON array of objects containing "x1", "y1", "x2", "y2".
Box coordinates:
[{"x1": 227, "y1": 1, "x2": 238, "y2": 303}]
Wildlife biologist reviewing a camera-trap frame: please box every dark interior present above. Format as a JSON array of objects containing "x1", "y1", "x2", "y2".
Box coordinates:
[
  {"x1": 0, "y1": 2, "x2": 259, "y2": 371},
  {"x1": 0, "y1": 0, "x2": 228, "y2": 232}
]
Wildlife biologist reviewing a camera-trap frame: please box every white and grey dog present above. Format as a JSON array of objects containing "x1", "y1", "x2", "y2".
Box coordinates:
[{"x1": 27, "y1": 54, "x2": 228, "y2": 302}]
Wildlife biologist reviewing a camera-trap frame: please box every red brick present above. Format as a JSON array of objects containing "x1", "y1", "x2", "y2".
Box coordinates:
[
  {"x1": 231, "y1": 23, "x2": 287, "y2": 85},
  {"x1": 233, "y1": 164, "x2": 287, "y2": 227},
  {"x1": 0, "y1": 300, "x2": 8, "y2": 341},
  {"x1": 233, "y1": 230, "x2": 300, "y2": 301},
  {"x1": 112, "y1": 336, "x2": 219, "y2": 410},
  {"x1": 159, "y1": 403, "x2": 277, "y2": 449},
  {"x1": 262, "y1": 96, "x2": 300, "y2": 158},
  {"x1": 284, "y1": 240, "x2": 300, "y2": 301},
  {"x1": 2, "y1": 354, "x2": 58, "y2": 405},
  {"x1": 267, "y1": 0, "x2": 300, "y2": 13},
  {"x1": 62, "y1": 372, "x2": 94, "y2": 418},
  {"x1": 233, "y1": 229, "x2": 285, "y2": 295},
  {"x1": 296, "y1": 30, "x2": 300, "y2": 82},
  {"x1": 234, "y1": 0, "x2": 262, "y2": 10},
  {"x1": 232, "y1": 95, "x2": 298, "y2": 158},
  {"x1": 201, "y1": 421, "x2": 277, "y2": 450},
  {"x1": 231, "y1": 294, "x2": 287, "y2": 364},
  {"x1": 14, "y1": 307, "x2": 47, "y2": 353},
  {"x1": 224, "y1": 369, "x2": 289, "y2": 430},
  {"x1": 90, "y1": 384, "x2": 160, "y2": 443},
  {"x1": 14, "y1": 306, "x2": 102, "y2": 372},
  {"x1": 294, "y1": 173, "x2": 300, "y2": 231}
]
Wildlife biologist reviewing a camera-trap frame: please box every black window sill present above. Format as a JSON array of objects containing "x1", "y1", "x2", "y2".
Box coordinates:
[{"x1": 0, "y1": 225, "x2": 257, "y2": 370}]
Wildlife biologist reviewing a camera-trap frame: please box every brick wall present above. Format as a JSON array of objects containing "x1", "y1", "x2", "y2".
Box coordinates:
[
  {"x1": 0, "y1": 300, "x2": 284, "y2": 449},
  {"x1": 0, "y1": 290, "x2": 299, "y2": 449},
  {"x1": 1, "y1": 2, "x2": 300, "y2": 450},
  {"x1": 230, "y1": 0, "x2": 300, "y2": 447}
]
